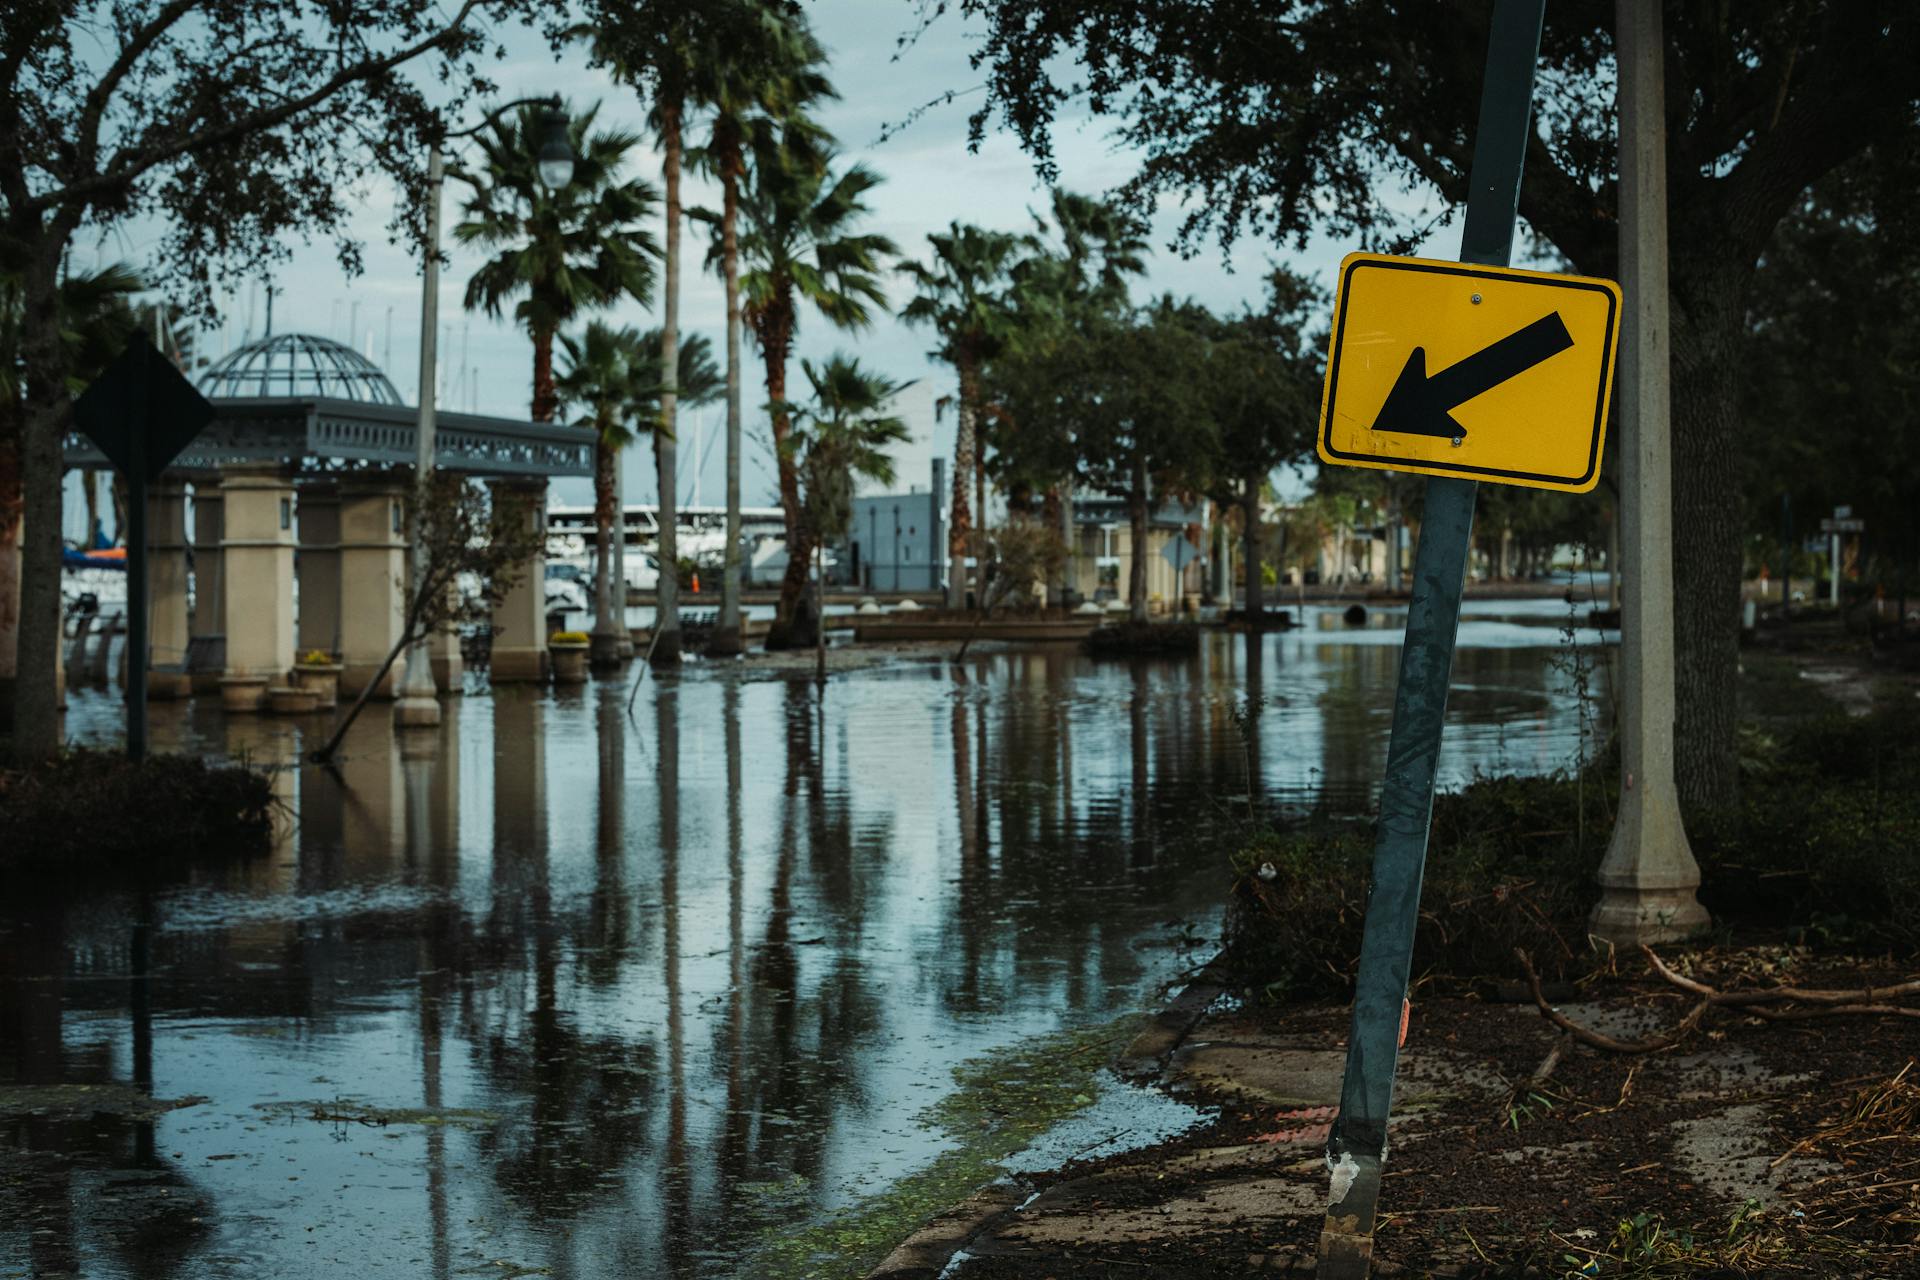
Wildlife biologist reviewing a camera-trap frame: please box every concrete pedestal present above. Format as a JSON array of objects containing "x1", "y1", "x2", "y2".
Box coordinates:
[
  {"x1": 147, "y1": 480, "x2": 193, "y2": 699},
  {"x1": 218, "y1": 464, "x2": 296, "y2": 712},
  {"x1": 338, "y1": 478, "x2": 408, "y2": 699},
  {"x1": 487, "y1": 479, "x2": 549, "y2": 684},
  {"x1": 189, "y1": 483, "x2": 227, "y2": 694},
  {"x1": 296, "y1": 482, "x2": 341, "y2": 662}
]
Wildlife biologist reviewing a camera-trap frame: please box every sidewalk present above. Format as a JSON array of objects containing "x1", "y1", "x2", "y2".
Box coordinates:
[{"x1": 872, "y1": 948, "x2": 1919, "y2": 1278}]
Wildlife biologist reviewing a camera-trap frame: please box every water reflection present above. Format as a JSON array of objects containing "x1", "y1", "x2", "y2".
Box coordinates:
[{"x1": 8, "y1": 607, "x2": 1609, "y2": 1277}]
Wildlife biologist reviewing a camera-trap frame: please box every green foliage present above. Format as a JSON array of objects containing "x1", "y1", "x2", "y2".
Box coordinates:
[
  {"x1": 1742, "y1": 146, "x2": 1920, "y2": 579},
  {"x1": 1225, "y1": 709, "x2": 1920, "y2": 1001},
  {"x1": 899, "y1": 222, "x2": 1035, "y2": 370},
  {"x1": 454, "y1": 100, "x2": 659, "y2": 416},
  {"x1": 557, "y1": 320, "x2": 649, "y2": 451},
  {"x1": 782, "y1": 355, "x2": 911, "y2": 542},
  {"x1": 734, "y1": 145, "x2": 897, "y2": 345}
]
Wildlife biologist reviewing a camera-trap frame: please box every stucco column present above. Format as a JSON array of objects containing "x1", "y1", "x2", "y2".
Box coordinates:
[
  {"x1": 189, "y1": 482, "x2": 226, "y2": 694},
  {"x1": 428, "y1": 579, "x2": 464, "y2": 694},
  {"x1": 487, "y1": 478, "x2": 549, "y2": 684},
  {"x1": 337, "y1": 477, "x2": 408, "y2": 699},
  {"x1": 296, "y1": 482, "x2": 342, "y2": 661},
  {"x1": 218, "y1": 464, "x2": 296, "y2": 712},
  {"x1": 146, "y1": 478, "x2": 192, "y2": 699}
]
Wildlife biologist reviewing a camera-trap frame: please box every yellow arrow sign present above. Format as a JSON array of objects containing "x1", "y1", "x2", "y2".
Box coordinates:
[{"x1": 1316, "y1": 253, "x2": 1622, "y2": 493}]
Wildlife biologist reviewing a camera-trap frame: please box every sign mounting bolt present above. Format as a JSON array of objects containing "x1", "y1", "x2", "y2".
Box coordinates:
[{"x1": 1471, "y1": 293, "x2": 1483, "y2": 304}]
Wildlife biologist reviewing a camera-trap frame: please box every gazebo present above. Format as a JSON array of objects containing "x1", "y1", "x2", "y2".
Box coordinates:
[{"x1": 63, "y1": 333, "x2": 591, "y2": 706}]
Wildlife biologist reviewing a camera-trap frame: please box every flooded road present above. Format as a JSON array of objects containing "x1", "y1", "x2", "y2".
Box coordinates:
[{"x1": 3, "y1": 599, "x2": 1611, "y2": 1278}]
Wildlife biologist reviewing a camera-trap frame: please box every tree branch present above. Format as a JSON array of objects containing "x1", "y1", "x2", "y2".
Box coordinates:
[{"x1": 33, "y1": 0, "x2": 486, "y2": 217}]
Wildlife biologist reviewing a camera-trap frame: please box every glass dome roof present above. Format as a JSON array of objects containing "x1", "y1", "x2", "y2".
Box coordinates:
[{"x1": 198, "y1": 332, "x2": 403, "y2": 405}]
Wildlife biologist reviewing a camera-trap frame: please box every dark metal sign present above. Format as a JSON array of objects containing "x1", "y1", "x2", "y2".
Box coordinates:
[
  {"x1": 71, "y1": 332, "x2": 215, "y2": 760},
  {"x1": 1316, "y1": 2, "x2": 1551, "y2": 1276}
]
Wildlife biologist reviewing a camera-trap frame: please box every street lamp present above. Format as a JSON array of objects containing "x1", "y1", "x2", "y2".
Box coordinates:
[{"x1": 394, "y1": 96, "x2": 573, "y2": 729}]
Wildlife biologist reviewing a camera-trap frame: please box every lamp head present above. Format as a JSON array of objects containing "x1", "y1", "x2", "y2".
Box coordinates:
[{"x1": 535, "y1": 102, "x2": 574, "y2": 191}]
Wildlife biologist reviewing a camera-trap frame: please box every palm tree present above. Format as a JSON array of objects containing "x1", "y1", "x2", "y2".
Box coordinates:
[
  {"x1": 627, "y1": 328, "x2": 724, "y2": 604},
  {"x1": 783, "y1": 354, "x2": 911, "y2": 682},
  {"x1": 555, "y1": 321, "x2": 646, "y2": 666},
  {"x1": 454, "y1": 101, "x2": 659, "y2": 423},
  {"x1": 687, "y1": 7, "x2": 832, "y2": 655},
  {"x1": 733, "y1": 144, "x2": 896, "y2": 648},
  {"x1": 900, "y1": 224, "x2": 1031, "y2": 609},
  {"x1": 578, "y1": 4, "x2": 751, "y2": 665}
]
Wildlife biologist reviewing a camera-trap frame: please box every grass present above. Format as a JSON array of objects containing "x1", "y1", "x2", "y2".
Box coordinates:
[{"x1": 744, "y1": 1016, "x2": 1142, "y2": 1280}]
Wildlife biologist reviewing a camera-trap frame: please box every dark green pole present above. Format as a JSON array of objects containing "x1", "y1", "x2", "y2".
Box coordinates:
[
  {"x1": 1314, "y1": 3, "x2": 1544, "y2": 1276},
  {"x1": 126, "y1": 440, "x2": 149, "y2": 762}
]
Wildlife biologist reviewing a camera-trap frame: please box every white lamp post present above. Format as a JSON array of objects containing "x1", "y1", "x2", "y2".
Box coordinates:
[{"x1": 394, "y1": 99, "x2": 573, "y2": 728}]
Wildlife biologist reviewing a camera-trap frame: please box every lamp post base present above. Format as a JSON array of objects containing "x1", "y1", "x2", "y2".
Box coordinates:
[
  {"x1": 1590, "y1": 785, "x2": 1710, "y2": 946},
  {"x1": 392, "y1": 693, "x2": 442, "y2": 728}
]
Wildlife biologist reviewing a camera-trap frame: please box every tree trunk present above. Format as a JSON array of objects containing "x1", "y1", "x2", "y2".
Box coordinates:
[
  {"x1": 12, "y1": 237, "x2": 70, "y2": 764},
  {"x1": 0, "y1": 420, "x2": 20, "y2": 732},
  {"x1": 1242, "y1": 479, "x2": 1264, "y2": 623},
  {"x1": 710, "y1": 135, "x2": 745, "y2": 655},
  {"x1": 766, "y1": 305, "x2": 816, "y2": 650},
  {"x1": 1128, "y1": 457, "x2": 1150, "y2": 624},
  {"x1": 653, "y1": 103, "x2": 683, "y2": 667},
  {"x1": 1668, "y1": 270, "x2": 1745, "y2": 817},
  {"x1": 813, "y1": 539, "x2": 826, "y2": 686},
  {"x1": 532, "y1": 326, "x2": 557, "y2": 424},
  {"x1": 974, "y1": 428, "x2": 987, "y2": 608},
  {"x1": 1041, "y1": 488, "x2": 1064, "y2": 606},
  {"x1": 590, "y1": 431, "x2": 620, "y2": 666},
  {"x1": 947, "y1": 355, "x2": 976, "y2": 610}
]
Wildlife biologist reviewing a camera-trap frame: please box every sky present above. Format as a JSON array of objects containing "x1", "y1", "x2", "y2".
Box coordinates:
[{"x1": 77, "y1": 0, "x2": 1458, "y2": 512}]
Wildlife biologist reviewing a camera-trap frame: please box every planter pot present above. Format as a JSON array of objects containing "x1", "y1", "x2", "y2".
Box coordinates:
[
  {"x1": 266, "y1": 685, "x2": 320, "y2": 715},
  {"x1": 293, "y1": 663, "x2": 343, "y2": 710},
  {"x1": 550, "y1": 642, "x2": 589, "y2": 685},
  {"x1": 219, "y1": 675, "x2": 270, "y2": 714}
]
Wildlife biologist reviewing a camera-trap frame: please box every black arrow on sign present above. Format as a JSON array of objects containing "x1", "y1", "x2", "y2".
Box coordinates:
[{"x1": 1370, "y1": 311, "x2": 1575, "y2": 441}]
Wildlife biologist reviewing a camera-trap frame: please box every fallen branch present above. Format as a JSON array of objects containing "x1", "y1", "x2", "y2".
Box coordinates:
[
  {"x1": 1641, "y1": 947, "x2": 1920, "y2": 1017},
  {"x1": 1515, "y1": 949, "x2": 1709, "y2": 1053}
]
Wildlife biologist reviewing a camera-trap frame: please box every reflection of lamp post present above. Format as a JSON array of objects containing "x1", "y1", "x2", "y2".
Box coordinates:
[{"x1": 395, "y1": 99, "x2": 573, "y2": 728}]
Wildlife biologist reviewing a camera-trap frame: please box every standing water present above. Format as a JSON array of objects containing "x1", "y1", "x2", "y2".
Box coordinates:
[{"x1": 3, "y1": 600, "x2": 1610, "y2": 1277}]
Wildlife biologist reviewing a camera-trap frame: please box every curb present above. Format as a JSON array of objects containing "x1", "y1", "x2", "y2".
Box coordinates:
[
  {"x1": 865, "y1": 1184, "x2": 1025, "y2": 1279},
  {"x1": 1114, "y1": 954, "x2": 1232, "y2": 1080}
]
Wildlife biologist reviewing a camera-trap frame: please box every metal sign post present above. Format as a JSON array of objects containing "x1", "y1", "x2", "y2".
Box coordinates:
[
  {"x1": 73, "y1": 333, "x2": 214, "y2": 761},
  {"x1": 1314, "y1": 2, "x2": 1547, "y2": 1276}
]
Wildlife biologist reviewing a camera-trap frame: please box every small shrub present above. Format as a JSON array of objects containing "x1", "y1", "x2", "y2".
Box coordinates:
[
  {"x1": 0, "y1": 751, "x2": 276, "y2": 878},
  {"x1": 1221, "y1": 710, "x2": 1920, "y2": 1001},
  {"x1": 1084, "y1": 621, "x2": 1201, "y2": 658}
]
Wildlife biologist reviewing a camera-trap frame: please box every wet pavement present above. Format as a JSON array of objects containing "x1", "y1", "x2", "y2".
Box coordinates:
[{"x1": 3, "y1": 599, "x2": 1612, "y2": 1278}]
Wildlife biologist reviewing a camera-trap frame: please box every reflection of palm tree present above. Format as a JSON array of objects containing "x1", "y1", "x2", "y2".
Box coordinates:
[
  {"x1": 586, "y1": 684, "x2": 629, "y2": 985},
  {"x1": 655, "y1": 683, "x2": 691, "y2": 1264}
]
